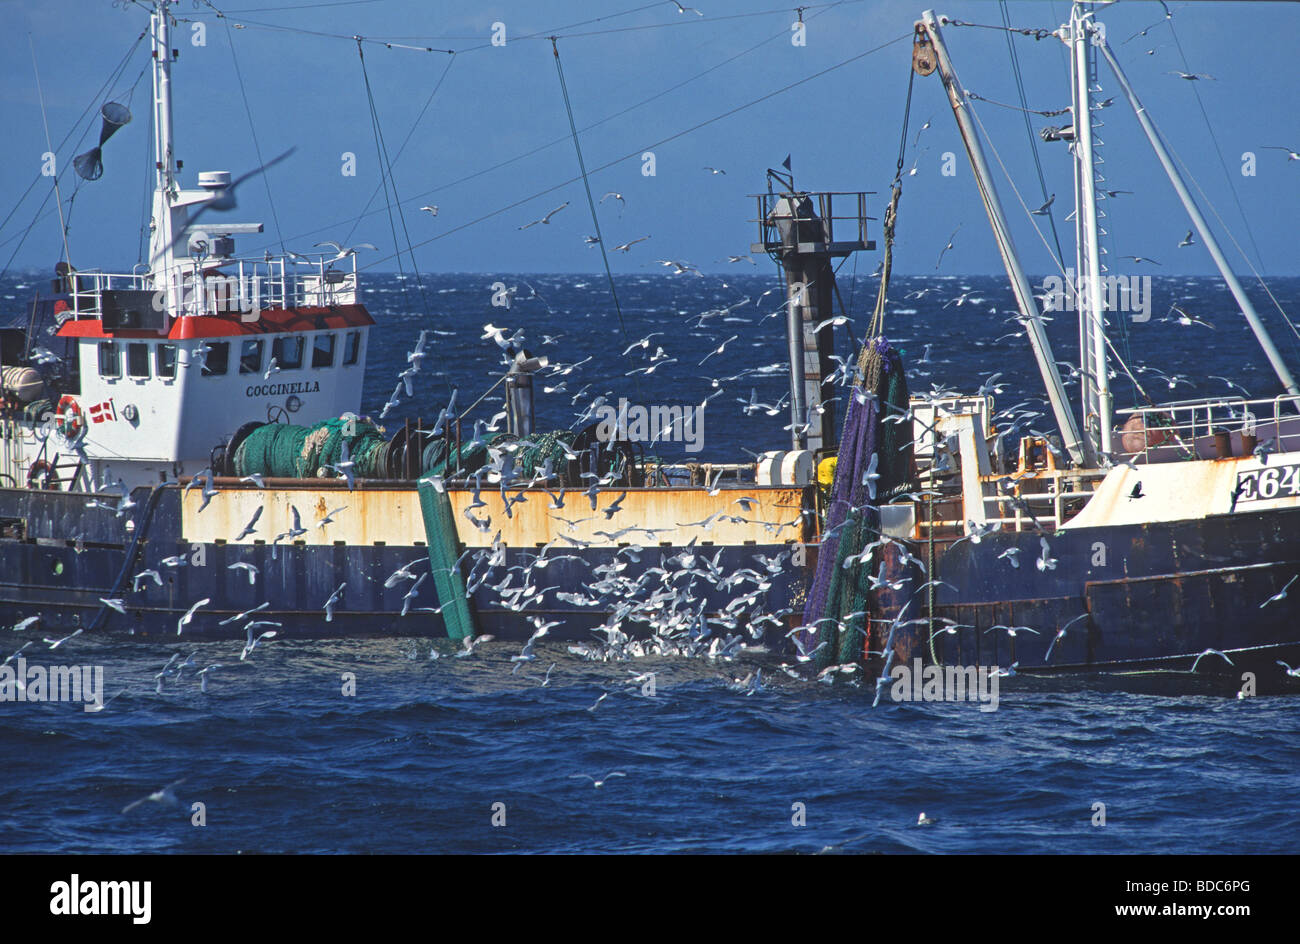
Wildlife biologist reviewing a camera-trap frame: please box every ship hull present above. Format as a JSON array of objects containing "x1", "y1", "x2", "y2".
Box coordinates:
[
  {"x1": 0, "y1": 485, "x2": 803, "y2": 645},
  {"x1": 922, "y1": 506, "x2": 1300, "y2": 690},
  {"x1": 2, "y1": 485, "x2": 1297, "y2": 691}
]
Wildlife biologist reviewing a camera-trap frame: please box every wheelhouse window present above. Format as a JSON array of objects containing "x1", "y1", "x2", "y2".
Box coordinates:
[
  {"x1": 343, "y1": 330, "x2": 361, "y2": 366},
  {"x1": 240, "y1": 339, "x2": 264, "y2": 375},
  {"x1": 127, "y1": 342, "x2": 150, "y2": 379},
  {"x1": 312, "y1": 333, "x2": 336, "y2": 368},
  {"x1": 98, "y1": 341, "x2": 120, "y2": 378},
  {"x1": 156, "y1": 343, "x2": 177, "y2": 379},
  {"x1": 202, "y1": 341, "x2": 230, "y2": 376},
  {"x1": 273, "y1": 335, "x2": 305, "y2": 369}
]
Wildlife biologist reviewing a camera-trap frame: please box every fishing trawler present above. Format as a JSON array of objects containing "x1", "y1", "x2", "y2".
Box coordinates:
[
  {"x1": 0, "y1": 0, "x2": 813, "y2": 651},
  {"x1": 0, "y1": 1, "x2": 1296, "y2": 695},
  {"x1": 799, "y1": 6, "x2": 1300, "y2": 695}
]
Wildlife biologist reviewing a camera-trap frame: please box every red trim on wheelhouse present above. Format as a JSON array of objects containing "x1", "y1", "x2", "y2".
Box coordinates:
[{"x1": 55, "y1": 305, "x2": 375, "y2": 340}]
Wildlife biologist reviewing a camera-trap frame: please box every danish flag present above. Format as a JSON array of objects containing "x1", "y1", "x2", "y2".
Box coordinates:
[{"x1": 88, "y1": 399, "x2": 116, "y2": 424}]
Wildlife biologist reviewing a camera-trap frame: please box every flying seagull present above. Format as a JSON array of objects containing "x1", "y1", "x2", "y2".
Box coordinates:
[
  {"x1": 1262, "y1": 146, "x2": 1300, "y2": 161},
  {"x1": 518, "y1": 202, "x2": 570, "y2": 230},
  {"x1": 155, "y1": 148, "x2": 295, "y2": 260},
  {"x1": 934, "y1": 224, "x2": 961, "y2": 269}
]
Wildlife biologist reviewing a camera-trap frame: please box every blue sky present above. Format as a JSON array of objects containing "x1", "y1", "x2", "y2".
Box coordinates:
[{"x1": 1, "y1": 0, "x2": 1297, "y2": 277}]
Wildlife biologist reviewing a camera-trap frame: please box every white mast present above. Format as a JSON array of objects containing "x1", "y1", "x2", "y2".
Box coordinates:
[
  {"x1": 918, "y1": 11, "x2": 1091, "y2": 467},
  {"x1": 1095, "y1": 31, "x2": 1300, "y2": 397},
  {"x1": 1070, "y1": 4, "x2": 1112, "y2": 456},
  {"x1": 148, "y1": 0, "x2": 177, "y2": 280}
]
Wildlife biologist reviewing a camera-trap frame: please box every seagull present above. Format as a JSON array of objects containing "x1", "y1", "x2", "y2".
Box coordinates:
[
  {"x1": 1035, "y1": 536, "x2": 1058, "y2": 571},
  {"x1": 10, "y1": 616, "x2": 40, "y2": 632},
  {"x1": 1166, "y1": 70, "x2": 1215, "y2": 81},
  {"x1": 702, "y1": 166, "x2": 726, "y2": 175},
  {"x1": 1276, "y1": 660, "x2": 1300, "y2": 678},
  {"x1": 985, "y1": 624, "x2": 1041, "y2": 638},
  {"x1": 121, "y1": 778, "x2": 186, "y2": 815},
  {"x1": 44, "y1": 628, "x2": 84, "y2": 650},
  {"x1": 1260, "y1": 574, "x2": 1298, "y2": 608},
  {"x1": 1044, "y1": 613, "x2": 1090, "y2": 662},
  {"x1": 323, "y1": 582, "x2": 346, "y2": 622},
  {"x1": 611, "y1": 236, "x2": 651, "y2": 253},
  {"x1": 934, "y1": 225, "x2": 961, "y2": 269},
  {"x1": 1262, "y1": 146, "x2": 1300, "y2": 161},
  {"x1": 571, "y1": 771, "x2": 626, "y2": 788},
  {"x1": 239, "y1": 473, "x2": 266, "y2": 488},
  {"x1": 196, "y1": 664, "x2": 222, "y2": 694},
  {"x1": 598, "y1": 191, "x2": 624, "y2": 207},
  {"x1": 176, "y1": 598, "x2": 211, "y2": 635},
  {"x1": 997, "y1": 547, "x2": 1021, "y2": 568},
  {"x1": 668, "y1": 1, "x2": 704, "y2": 14},
  {"x1": 1030, "y1": 194, "x2": 1055, "y2": 215},
  {"x1": 813, "y1": 315, "x2": 848, "y2": 334},
  {"x1": 130, "y1": 569, "x2": 163, "y2": 592},
  {"x1": 518, "y1": 202, "x2": 569, "y2": 230},
  {"x1": 317, "y1": 505, "x2": 348, "y2": 528},
  {"x1": 314, "y1": 240, "x2": 377, "y2": 261},
  {"x1": 917, "y1": 812, "x2": 937, "y2": 826},
  {"x1": 419, "y1": 205, "x2": 439, "y2": 215},
  {"x1": 698, "y1": 334, "x2": 739, "y2": 366},
  {"x1": 99, "y1": 598, "x2": 127, "y2": 614},
  {"x1": 602, "y1": 491, "x2": 628, "y2": 520},
  {"x1": 1178, "y1": 229, "x2": 1196, "y2": 248},
  {"x1": 235, "y1": 505, "x2": 263, "y2": 540},
  {"x1": 1190, "y1": 648, "x2": 1233, "y2": 672},
  {"x1": 241, "y1": 627, "x2": 278, "y2": 661},
  {"x1": 85, "y1": 688, "x2": 128, "y2": 713},
  {"x1": 1121, "y1": 255, "x2": 1162, "y2": 265},
  {"x1": 287, "y1": 505, "x2": 307, "y2": 538},
  {"x1": 155, "y1": 149, "x2": 296, "y2": 258},
  {"x1": 218, "y1": 601, "x2": 270, "y2": 627},
  {"x1": 587, "y1": 691, "x2": 610, "y2": 712},
  {"x1": 861, "y1": 453, "x2": 880, "y2": 501},
  {"x1": 262, "y1": 358, "x2": 280, "y2": 380}
]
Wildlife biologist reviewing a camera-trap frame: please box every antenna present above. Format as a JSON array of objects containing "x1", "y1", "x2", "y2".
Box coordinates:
[{"x1": 28, "y1": 34, "x2": 72, "y2": 270}]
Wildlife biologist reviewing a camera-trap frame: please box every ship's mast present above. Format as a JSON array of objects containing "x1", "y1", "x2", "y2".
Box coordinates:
[
  {"x1": 917, "y1": 11, "x2": 1091, "y2": 467},
  {"x1": 148, "y1": 0, "x2": 183, "y2": 309},
  {"x1": 1070, "y1": 4, "x2": 1113, "y2": 456},
  {"x1": 1093, "y1": 34, "x2": 1300, "y2": 398}
]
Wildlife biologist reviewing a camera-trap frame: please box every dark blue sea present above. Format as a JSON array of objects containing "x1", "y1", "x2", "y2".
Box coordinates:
[{"x1": 1, "y1": 270, "x2": 1298, "y2": 854}]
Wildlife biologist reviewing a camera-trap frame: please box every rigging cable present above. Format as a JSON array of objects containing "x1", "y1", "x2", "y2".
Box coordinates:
[
  {"x1": 0, "y1": 28, "x2": 148, "y2": 281},
  {"x1": 355, "y1": 39, "x2": 452, "y2": 397},
  {"x1": 965, "y1": 97, "x2": 1156, "y2": 407},
  {"x1": 867, "y1": 62, "x2": 915, "y2": 342},
  {"x1": 28, "y1": 35, "x2": 73, "y2": 271},
  {"x1": 342, "y1": 51, "x2": 457, "y2": 250},
  {"x1": 217, "y1": 5, "x2": 289, "y2": 252},
  {"x1": 359, "y1": 32, "x2": 913, "y2": 273},
  {"x1": 998, "y1": 0, "x2": 1067, "y2": 270},
  {"x1": 550, "y1": 37, "x2": 638, "y2": 397},
  {"x1": 244, "y1": 9, "x2": 816, "y2": 260}
]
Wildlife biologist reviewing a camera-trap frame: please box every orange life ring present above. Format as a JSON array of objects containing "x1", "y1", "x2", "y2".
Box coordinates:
[
  {"x1": 27, "y1": 459, "x2": 59, "y2": 490},
  {"x1": 55, "y1": 395, "x2": 86, "y2": 444}
]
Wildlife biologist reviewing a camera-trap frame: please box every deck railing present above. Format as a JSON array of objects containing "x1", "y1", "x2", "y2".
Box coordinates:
[
  {"x1": 1114, "y1": 394, "x2": 1300, "y2": 462},
  {"x1": 64, "y1": 253, "x2": 359, "y2": 321}
]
